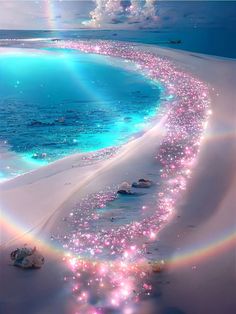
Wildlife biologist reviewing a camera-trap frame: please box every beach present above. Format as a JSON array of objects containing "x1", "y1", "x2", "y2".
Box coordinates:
[{"x1": 0, "y1": 41, "x2": 236, "y2": 314}]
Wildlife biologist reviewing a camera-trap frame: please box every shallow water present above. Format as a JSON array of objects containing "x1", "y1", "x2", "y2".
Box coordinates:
[{"x1": 0, "y1": 49, "x2": 161, "y2": 179}]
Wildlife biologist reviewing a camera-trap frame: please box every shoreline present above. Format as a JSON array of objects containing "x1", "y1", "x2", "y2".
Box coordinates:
[
  {"x1": 0, "y1": 41, "x2": 164, "y2": 181},
  {"x1": 148, "y1": 46, "x2": 236, "y2": 313},
  {"x1": 0, "y1": 40, "x2": 235, "y2": 313}
]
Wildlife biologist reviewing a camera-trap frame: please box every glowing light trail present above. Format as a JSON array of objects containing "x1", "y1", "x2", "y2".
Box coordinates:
[{"x1": 2, "y1": 40, "x2": 231, "y2": 313}]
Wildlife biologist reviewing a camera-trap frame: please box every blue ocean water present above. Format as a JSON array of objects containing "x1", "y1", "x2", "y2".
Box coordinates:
[
  {"x1": 0, "y1": 26, "x2": 235, "y2": 58},
  {"x1": 0, "y1": 49, "x2": 161, "y2": 178},
  {"x1": 1, "y1": 5, "x2": 235, "y2": 179}
]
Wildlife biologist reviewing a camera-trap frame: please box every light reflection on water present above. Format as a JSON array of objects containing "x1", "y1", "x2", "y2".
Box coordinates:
[{"x1": 0, "y1": 49, "x2": 162, "y2": 179}]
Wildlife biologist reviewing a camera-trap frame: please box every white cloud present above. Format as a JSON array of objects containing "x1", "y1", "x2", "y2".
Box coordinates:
[
  {"x1": 84, "y1": 0, "x2": 159, "y2": 29},
  {"x1": 0, "y1": 1, "x2": 235, "y2": 30}
]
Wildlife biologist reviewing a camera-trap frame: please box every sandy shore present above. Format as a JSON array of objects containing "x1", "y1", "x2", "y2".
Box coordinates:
[
  {"x1": 0, "y1": 42, "x2": 236, "y2": 314},
  {"x1": 153, "y1": 48, "x2": 236, "y2": 314}
]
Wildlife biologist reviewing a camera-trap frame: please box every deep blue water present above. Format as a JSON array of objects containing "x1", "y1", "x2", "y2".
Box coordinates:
[
  {"x1": 0, "y1": 49, "x2": 161, "y2": 178},
  {"x1": 0, "y1": 26, "x2": 235, "y2": 58}
]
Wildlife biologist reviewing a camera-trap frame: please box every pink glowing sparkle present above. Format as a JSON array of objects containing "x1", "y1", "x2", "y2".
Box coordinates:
[{"x1": 49, "y1": 40, "x2": 211, "y2": 312}]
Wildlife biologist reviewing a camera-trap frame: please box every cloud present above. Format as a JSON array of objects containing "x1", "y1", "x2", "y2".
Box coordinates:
[
  {"x1": 83, "y1": 0, "x2": 123, "y2": 28},
  {"x1": 128, "y1": 0, "x2": 158, "y2": 27},
  {"x1": 83, "y1": 0, "x2": 159, "y2": 29},
  {"x1": 0, "y1": 0, "x2": 235, "y2": 30}
]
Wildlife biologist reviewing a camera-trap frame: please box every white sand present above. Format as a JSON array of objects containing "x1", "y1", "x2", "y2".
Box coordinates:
[{"x1": 0, "y1": 45, "x2": 236, "y2": 314}]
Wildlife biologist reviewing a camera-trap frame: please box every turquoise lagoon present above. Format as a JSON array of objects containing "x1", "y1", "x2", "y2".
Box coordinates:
[{"x1": 0, "y1": 49, "x2": 161, "y2": 179}]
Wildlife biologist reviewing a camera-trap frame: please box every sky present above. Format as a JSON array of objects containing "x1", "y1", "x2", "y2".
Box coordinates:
[{"x1": 0, "y1": 1, "x2": 235, "y2": 30}]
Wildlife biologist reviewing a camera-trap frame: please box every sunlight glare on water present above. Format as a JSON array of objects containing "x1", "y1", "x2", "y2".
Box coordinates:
[{"x1": 0, "y1": 49, "x2": 161, "y2": 178}]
